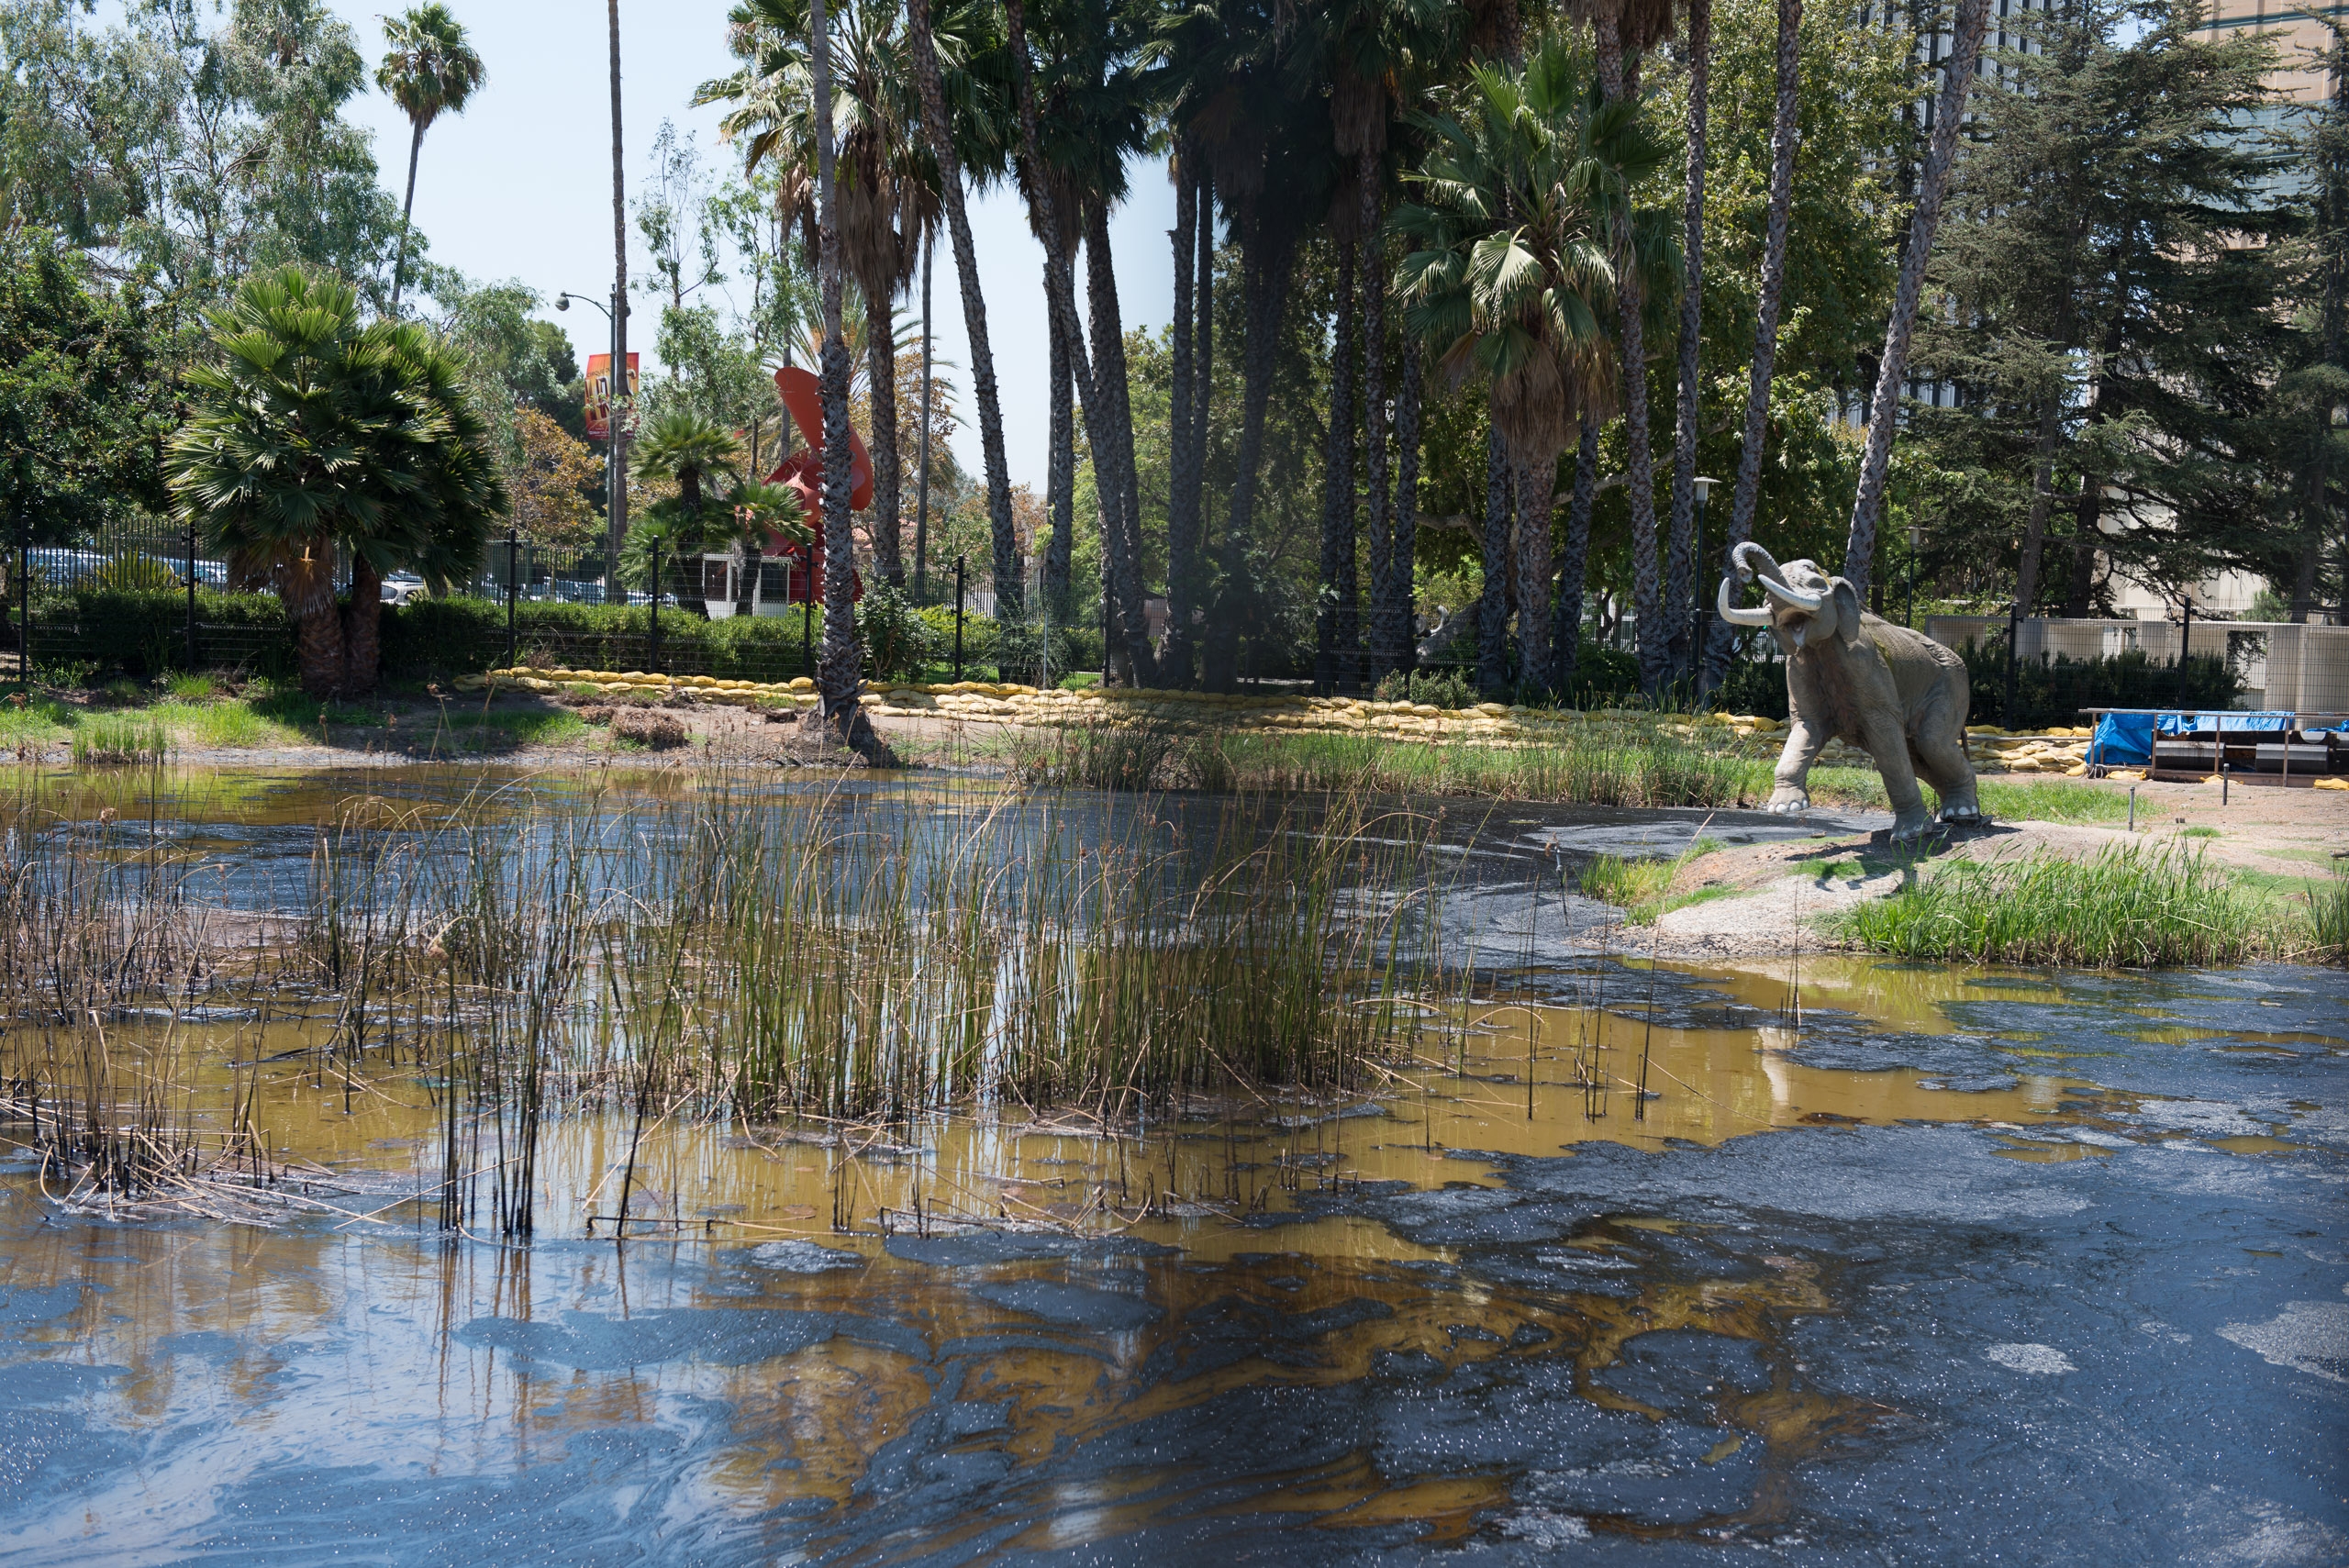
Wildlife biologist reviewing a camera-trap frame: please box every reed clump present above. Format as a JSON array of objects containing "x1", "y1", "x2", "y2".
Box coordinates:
[
  {"x1": 1, "y1": 768, "x2": 1459, "y2": 1234},
  {"x1": 1011, "y1": 724, "x2": 1763, "y2": 808},
  {"x1": 72, "y1": 714, "x2": 173, "y2": 766},
  {"x1": 1837, "y1": 844, "x2": 2267, "y2": 967}
]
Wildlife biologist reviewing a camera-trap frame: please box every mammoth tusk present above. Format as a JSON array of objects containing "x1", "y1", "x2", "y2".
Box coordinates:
[
  {"x1": 1717, "y1": 577, "x2": 1773, "y2": 626},
  {"x1": 1759, "y1": 575, "x2": 1825, "y2": 613}
]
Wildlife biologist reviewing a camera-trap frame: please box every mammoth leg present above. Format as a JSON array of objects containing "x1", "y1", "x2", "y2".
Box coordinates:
[
  {"x1": 1768, "y1": 717, "x2": 1830, "y2": 815},
  {"x1": 1911, "y1": 676, "x2": 1981, "y2": 824},
  {"x1": 1913, "y1": 727, "x2": 1981, "y2": 824},
  {"x1": 1862, "y1": 713, "x2": 1933, "y2": 841}
]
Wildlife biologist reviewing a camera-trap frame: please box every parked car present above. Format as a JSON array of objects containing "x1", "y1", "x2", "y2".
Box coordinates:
[{"x1": 380, "y1": 572, "x2": 428, "y2": 606}]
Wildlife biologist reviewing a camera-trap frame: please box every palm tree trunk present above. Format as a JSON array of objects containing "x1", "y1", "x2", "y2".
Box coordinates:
[
  {"x1": 1390, "y1": 331, "x2": 1421, "y2": 673},
  {"x1": 391, "y1": 118, "x2": 425, "y2": 310},
  {"x1": 1316, "y1": 237, "x2": 1357, "y2": 694},
  {"x1": 343, "y1": 554, "x2": 383, "y2": 695},
  {"x1": 864, "y1": 288, "x2": 905, "y2": 584},
  {"x1": 1594, "y1": 17, "x2": 1666, "y2": 698},
  {"x1": 1083, "y1": 195, "x2": 1153, "y2": 682},
  {"x1": 1164, "y1": 142, "x2": 1200, "y2": 685},
  {"x1": 1202, "y1": 222, "x2": 1297, "y2": 692},
  {"x1": 1552, "y1": 413, "x2": 1599, "y2": 695},
  {"x1": 1046, "y1": 303, "x2": 1074, "y2": 617},
  {"x1": 1478, "y1": 423, "x2": 1510, "y2": 695},
  {"x1": 1700, "y1": 0, "x2": 1800, "y2": 696},
  {"x1": 1514, "y1": 451, "x2": 1553, "y2": 699},
  {"x1": 904, "y1": 0, "x2": 1019, "y2": 618},
  {"x1": 1359, "y1": 150, "x2": 1393, "y2": 684},
  {"x1": 915, "y1": 236, "x2": 932, "y2": 598},
  {"x1": 1001, "y1": 0, "x2": 1153, "y2": 684},
  {"x1": 1664, "y1": 0, "x2": 1712, "y2": 687},
  {"x1": 807, "y1": 0, "x2": 873, "y2": 751},
  {"x1": 284, "y1": 546, "x2": 345, "y2": 699},
  {"x1": 1842, "y1": 0, "x2": 1993, "y2": 598}
]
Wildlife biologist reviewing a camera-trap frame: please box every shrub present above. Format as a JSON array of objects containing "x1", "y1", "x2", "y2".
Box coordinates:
[
  {"x1": 1958, "y1": 643, "x2": 2241, "y2": 728},
  {"x1": 380, "y1": 595, "x2": 820, "y2": 681},
  {"x1": 1373, "y1": 668, "x2": 1475, "y2": 709},
  {"x1": 28, "y1": 587, "x2": 293, "y2": 678},
  {"x1": 856, "y1": 584, "x2": 942, "y2": 681}
]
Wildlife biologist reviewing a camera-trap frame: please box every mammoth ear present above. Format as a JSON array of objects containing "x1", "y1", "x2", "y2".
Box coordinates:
[{"x1": 1830, "y1": 578, "x2": 1865, "y2": 644}]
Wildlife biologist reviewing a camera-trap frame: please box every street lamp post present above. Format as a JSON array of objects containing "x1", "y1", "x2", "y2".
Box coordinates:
[{"x1": 556, "y1": 289, "x2": 627, "y2": 608}]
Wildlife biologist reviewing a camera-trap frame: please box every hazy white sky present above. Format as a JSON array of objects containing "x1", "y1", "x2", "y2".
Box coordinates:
[{"x1": 323, "y1": 0, "x2": 1175, "y2": 493}]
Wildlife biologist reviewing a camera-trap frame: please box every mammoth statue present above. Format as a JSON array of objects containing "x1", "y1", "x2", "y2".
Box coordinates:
[{"x1": 1718, "y1": 542, "x2": 1981, "y2": 841}]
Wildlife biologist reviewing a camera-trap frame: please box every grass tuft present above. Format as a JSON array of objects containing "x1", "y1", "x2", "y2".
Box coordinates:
[
  {"x1": 1837, "y1": 844, "x2": 2262, "y2": 968},
  {"x1": 72, "y1": 713, "x2": 173, "y2": 767},
  {"x1": 1578, "y1": 838, "x2": 1725, "y2": 922}
]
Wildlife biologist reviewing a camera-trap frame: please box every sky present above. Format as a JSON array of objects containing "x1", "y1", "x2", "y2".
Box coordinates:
[{"x1": 322, "y1": 0, "x2": 1174, "y2": 495}]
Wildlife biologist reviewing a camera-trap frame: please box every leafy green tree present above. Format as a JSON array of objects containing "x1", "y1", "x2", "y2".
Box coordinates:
[
  {"x1": 3, "y1": 0, "x2": 406, "y2": 306},
  {"x1": 167, "y1": 266, "x2": 506, "y2": 695},
  {"x1": 376, "y1": 3, "x2": 484, "y2": 310},
  {"x1": 0, "y1": 239, "x2": 181, "y2": 549},
  {"x1": 1910, "y1": 0, "x2": 2289, "y2": 616}
]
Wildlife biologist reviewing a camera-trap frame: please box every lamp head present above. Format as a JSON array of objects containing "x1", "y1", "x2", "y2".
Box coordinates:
[{"x1": 555, "y1": 294, "x2": 570, "y2": 311}]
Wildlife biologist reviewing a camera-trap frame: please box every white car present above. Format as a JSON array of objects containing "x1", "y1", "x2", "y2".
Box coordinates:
[{"x1": 380, "y1": 573, "x2": 429, "y2": 605}]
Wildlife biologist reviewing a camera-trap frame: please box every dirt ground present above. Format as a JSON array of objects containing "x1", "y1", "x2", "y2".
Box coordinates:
[{"x1": 1634, "y1": 773, "x2": 2349, "y2": 961}]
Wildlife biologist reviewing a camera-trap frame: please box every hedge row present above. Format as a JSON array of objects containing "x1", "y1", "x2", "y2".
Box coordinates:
[{"x1": 22, "y1": 587, "x2": 1019, "y2": 684}]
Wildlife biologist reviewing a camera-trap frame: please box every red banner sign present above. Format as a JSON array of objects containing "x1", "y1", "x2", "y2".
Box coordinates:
[{"x1": 584, "y1": 351, "x2": 639, "y2": 440}]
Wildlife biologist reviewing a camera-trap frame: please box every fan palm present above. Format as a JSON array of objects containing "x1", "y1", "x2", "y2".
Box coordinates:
[
  {"x1": 1396, "y1": 31, "x2": 1674, "y2": 695},
  {"x1": 377, "y1": 5, "x2": 485, "y2": 310},
  {"x1": 623, "y1": 412, "x2": 809, "y2": 591},
  {"x1": 167, "y1": 266, "x2": 505, "y2": 696}
]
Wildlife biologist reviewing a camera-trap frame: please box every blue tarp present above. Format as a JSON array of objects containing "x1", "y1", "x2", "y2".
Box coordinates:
[{"x1": 2088, "y1": 711, "x2": 2302, "y2": 766}]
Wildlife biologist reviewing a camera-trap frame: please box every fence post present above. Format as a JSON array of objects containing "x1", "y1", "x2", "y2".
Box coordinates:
[
  {"x1": 505, "y1": 525, "x2": 518, "y2": 670},
  {"x1": 802, "y1": 563, "x2": 814, "y2": 679},
  {"x1": 16, "y1": 505, "x2": 27, "y2": 693},
  {"x1": 649, "y1": 543, "x2": 662, "y2": 675},
  {"x1": 2176, "y1": 595, "x2": 2193, "y2": 713},
  {"x1": 953, "y1": 555, "x2": 965, "y2": 682},
  {"x1": 185, "y1": 519, "x2": 198, "y2": 671}
]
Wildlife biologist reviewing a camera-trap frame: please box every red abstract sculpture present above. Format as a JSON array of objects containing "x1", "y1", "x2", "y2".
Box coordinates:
[{"x1": 764, "y1": 363, "x2": 870, "y2": 605}]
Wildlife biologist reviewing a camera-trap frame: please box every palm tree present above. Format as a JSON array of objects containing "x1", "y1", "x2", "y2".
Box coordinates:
[
  {"x1": 1001, "y1": 0, "x2": 1155, "y2": 684},
  {"x1": 624, "y1": 413, "x2": 808, "y2": 594},
  {"x1": 1663, "y1": 0, "x2": 1711, "y2": 686},
  {"x1": 1155, "y1": 0, "x2": 1330, "y2": 691},
  {"x1": 807, "y1": 0, "x2": 874, "y2": 747},
  {"x1": 1163, "y1": 133, "x2": 1209, "y2": 685},
  {"x1": 1842, "y1": 0, "x2": 1994, "y2": 596},
  {"x1": 901, "y1": 0, "x2": 1024, "y2": 618},
  {"x1": 1587, "y1": 0, "x2": 1677, "y2": 696},
  {"x1": 167, "y1": 266, "x2": 505, "y2": 696},
  {"x1": 1700, "y1": 0, "x2": 1801, "y2": 696},
  {"x1": 701, "y1": 0, "x2": 939, "y2": 588},
  {"x1": 377, "y1": 4, "x2": 484, "y2": 311},
  {"x1": 1396, "y1": 32, "x2": 1670, "y2": 695},
  {"x1": 1324, "y1": 0, "x2": 1462, "y2": 683}
]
